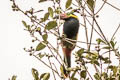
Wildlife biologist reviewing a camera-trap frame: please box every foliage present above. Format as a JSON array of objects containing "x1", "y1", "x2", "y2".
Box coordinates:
[{"x1": 10, "y1": 0, "x2": 120, "y2": 80}]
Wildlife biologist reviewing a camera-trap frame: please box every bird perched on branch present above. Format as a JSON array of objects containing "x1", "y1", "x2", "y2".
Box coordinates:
[{"x1": 59, "y1": 13, "x2": 79, "y2": 77}]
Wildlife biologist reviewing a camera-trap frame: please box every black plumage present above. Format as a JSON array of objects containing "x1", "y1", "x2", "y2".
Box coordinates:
[{"x1": 63, "y1": 17, "x2": 79, "y2": 39}]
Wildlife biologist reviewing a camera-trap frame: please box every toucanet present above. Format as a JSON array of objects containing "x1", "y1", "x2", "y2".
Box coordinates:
[{"x1": 60, "y1": 13, "x2": 79, "y2": 77}]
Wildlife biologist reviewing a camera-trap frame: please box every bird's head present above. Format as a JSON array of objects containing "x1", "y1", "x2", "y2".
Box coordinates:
[
  {"x1": 60, "y1": 13, "x2": 78, "y2": 20},
  {"x1": 54, "y1": 13, "x2": 78, "y2": 20}
]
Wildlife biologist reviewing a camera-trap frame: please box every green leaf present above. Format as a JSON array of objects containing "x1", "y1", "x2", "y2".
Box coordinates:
[
  {"x1": 77, "y1": 48, "x2": 84, "y2": 57},
  {"x1": 45, "y1": 21, "x2": 57, "y2": 30},
  {"x1": 93, "y1": 52, "x2": 98, "y2": 58},
  {"x1": 40, "y1": 73, "x2": 50, "y2": 80},
  {"x1": 65, "y1": 0, "x2": 72, "y2": 9},
  {"x1": 36, "y1": 41, "x2": 46, "y2": 51},
  {"x1": 67, "y1": 7, "x2": 73, "y2": 10},
  {"x1": 113, "y1": 66, "x2": 117, "y2": 75},
  {"x1": 55, "y1": 7, "x2": 62, "y2": 14},
  {"x1": 22, "y1": 20, "x2": 30, "y2": 30},
  {"x1": 93, "y1": 60, "x2": 99, "y2": 66},
  {"x1": 86, "y1": 78, "x2": 90, "y2": 80},
  {"x1": 55, "y1": 0, "x2": 59, "y2": 3},
  {"x1": 11, "y1": 75, "x2": 17, "y2": 80},
  {"x1": 22, "y1": 20, "x2": 27, "y2": 28},
  {"x1": 43, "y1": 73, "x2": 50, "y2": 80},
  {"x1": 44, "y1": 13, "x2": 49, "y2": 21},
  {"x1": 94, "y1": 73, "x2": 100, "y2": 80},
  {"x1": 48, "y1": 7, "x2": 53, "y2": 18},
  {"x1": 32, "y1": 68, "x2": 39, "y2": 80},
  {"x1": 39, "y1": 0, "x2": 47, "y2": 3},
  {"x1": 22, "y1": 21, "x2": 28, "y2": 28},
  {"x1": 102, "y1": 46, "x2": 111, "y2": 49},
  {"x1": 42, "y1": 34, "x2": 48, "y2": 41},
  {"x1": 108, "y1": 65, "x2": 117, "y2": 75},
  {"x1": 101, "y1": 57, "x2": 111, "y2": 64},
  {"x1": 40, "y1": 73, "x2": 46, "y2": 79},
  {"x1": 80, "y1": 70, "x2": 86, "y2": 79},
  {"x1": 110, "y1": 41, "x2": 115, "y2": 48},
  {"x1": 71, "y1": 70, "x2": 77, "y2": 78},
  {"x1": 36, "y1": 27, "x2": 41, "y2": 31},
  {"x1": 60, "y1": 65, "x2": 64, "y2": 77},
  {"x1": 96, "y1": 38, "x2": 106, "y2": 44},
  {"x1": 87, "y1": 0, "x2": 95, "y2": 11},
  {"x1": 102, "y1": 72, "x2": 108, "y2": 79},
  {"x1": 71, "y1": 77, "x2": 78, "y2": 80},
  {"x1": 38, "y1": 53, "x2": 45, "y2": 58}
]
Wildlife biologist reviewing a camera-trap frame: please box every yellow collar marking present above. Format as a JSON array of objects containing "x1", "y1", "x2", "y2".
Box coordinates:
[{"x1": 68, "y1": 14, "x2": 78, "y2": 19}]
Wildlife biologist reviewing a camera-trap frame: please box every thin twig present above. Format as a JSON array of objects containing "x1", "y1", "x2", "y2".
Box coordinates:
[
  {"x1": 48, "y1": 57, "x2": 56, "y2": 80},
  {"x1": 95, "y1": 0, "x2": 107, "y2": 15},
  {"x1": 52, "y1": 63, "x2": 63, "y2": 80},
  {"x1": 65, "y1": 38, "x2": 98, "y2": 45},
  {"x1": 111, "y1": 24, "x2": 120, "y2": 40},
  {"x1": 85, "y1": 17, "x2": 104, "y2": 40},
  {"x1": 93, "y1": 17, "x2": 109, "y2": 44},
  {"x1": 48, "y1": 42, "x2": 63, "y2": 62},
  {"x1": 107, "y1": 49, "x2": 111, "y2": 73},
  {"x1": 88, "y1": 12, "x2": 95, "y2": 51},
  {"x1": 47, "y1": 43, "x2": 62, "y2": 65},
  {"x1": 103, "y1": 0, "x2": 120, "y2": 11},
  {"x1": 83, "y1": 61, "x2": 94, "y2": 80},
  {"x1": 32, "y1": 54, "x2": 61, "y2": 77},
  {"x1": 82, "y1": 3, "x2": 89, "y2": 49}
]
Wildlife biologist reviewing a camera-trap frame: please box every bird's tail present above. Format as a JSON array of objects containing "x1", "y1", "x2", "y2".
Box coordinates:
[
  {"x1": 63, "y1": 55, "x2": 71, "y2": 77},
  {"x1": 62, "y1": 48, "x2": 72, "y2": 78}
]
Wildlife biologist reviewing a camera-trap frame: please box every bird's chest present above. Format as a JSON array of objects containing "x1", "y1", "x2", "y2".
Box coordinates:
[
  {"x1": 63, "y1": 19, "x2": 79, "y2": 38},
  {"x1": 64, "y1": 20, "x2": 75, "y2": 29}
]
